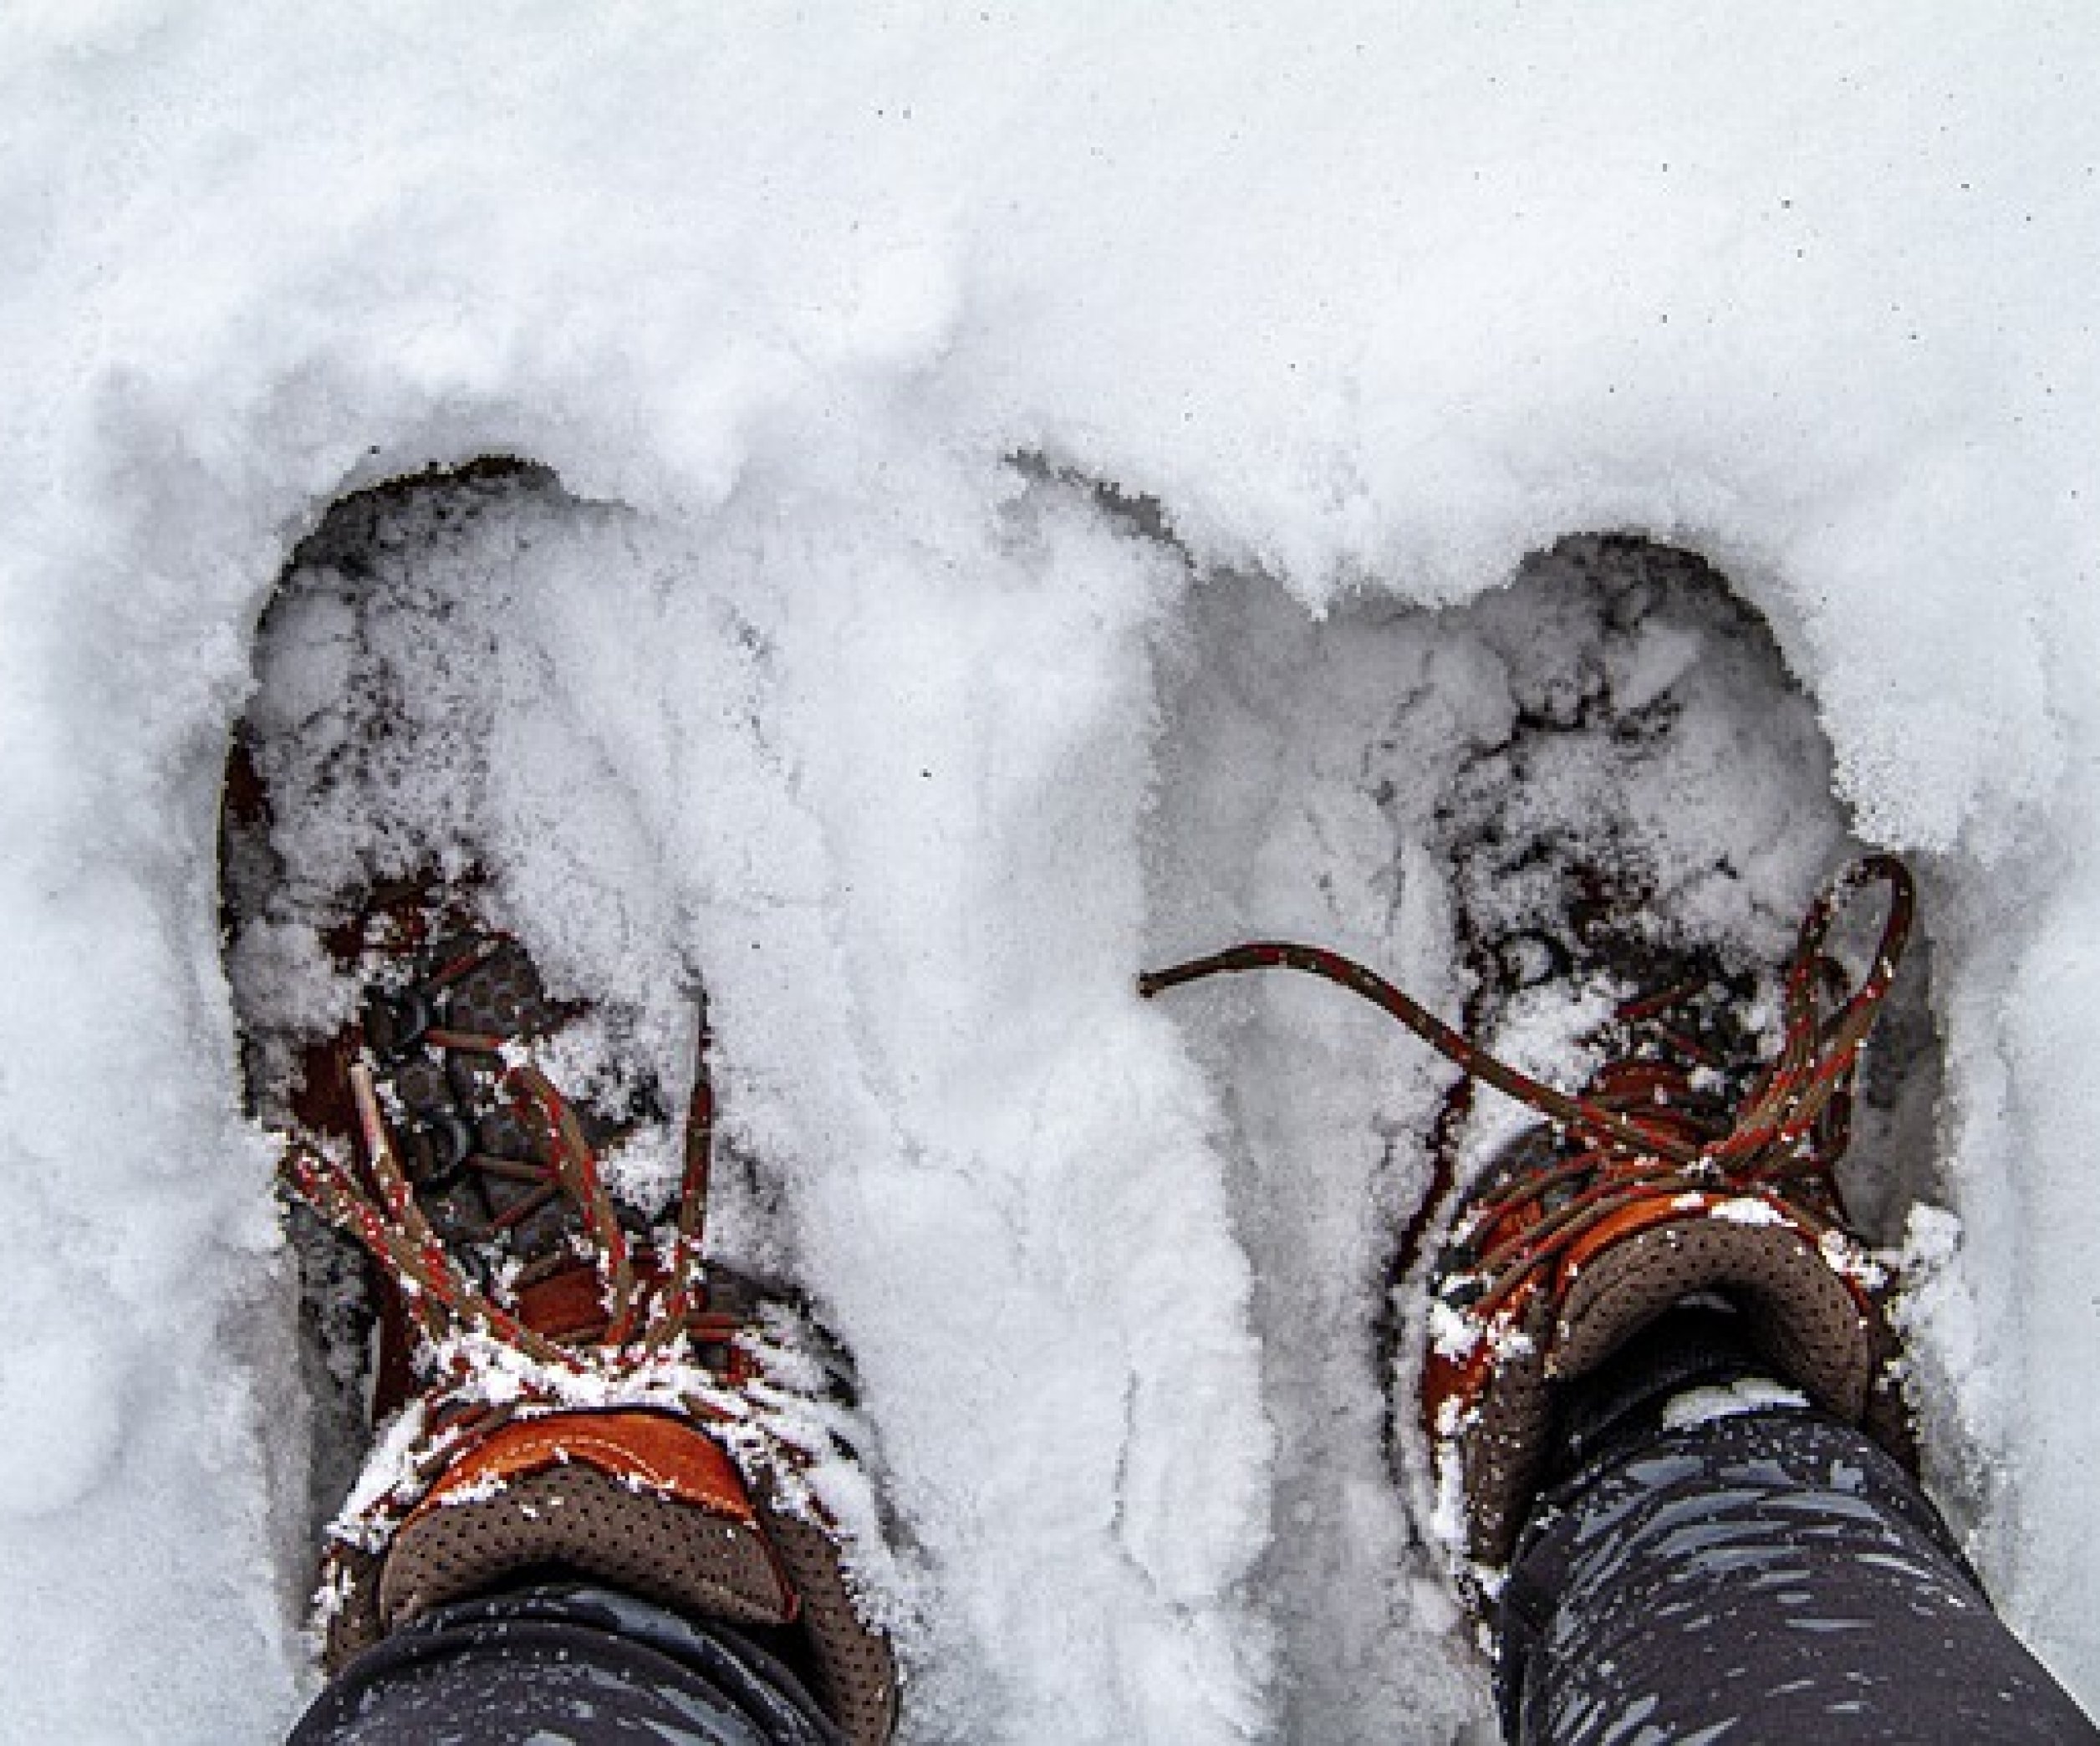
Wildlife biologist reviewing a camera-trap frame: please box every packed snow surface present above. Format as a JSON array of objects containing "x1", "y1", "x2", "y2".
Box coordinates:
[{"x1": 5, "y1": 8, "x2": 2100, "y2": 1743}]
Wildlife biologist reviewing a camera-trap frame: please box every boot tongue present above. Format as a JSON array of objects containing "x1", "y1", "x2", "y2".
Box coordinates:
[
  {"x1": 507, "y1": 1258, "x2": 752, "y2": 1381},
  {"x1": 515, "y1": 1263, "x2": 619, "y2": 1342}
]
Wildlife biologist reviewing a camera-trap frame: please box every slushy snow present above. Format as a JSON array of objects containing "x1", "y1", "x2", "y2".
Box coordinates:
[{"x1": 3, "y1": 8, "x2": 2099, "y2": 1743}]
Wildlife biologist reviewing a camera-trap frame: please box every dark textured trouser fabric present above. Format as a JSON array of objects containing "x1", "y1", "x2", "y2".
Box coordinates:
[
  {"x1": 286, "y1": 1582, "x2": 841, "y2": 1746},
  {"x1": 285, "y1": 1422, "x2": 2100, "y2": 1746},
  {"x1": 1498, "y1": 1404, "x2": 2100, "y2": 1745}
]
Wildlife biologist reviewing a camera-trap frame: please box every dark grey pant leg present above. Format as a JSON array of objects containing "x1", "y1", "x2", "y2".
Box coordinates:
[
  {"x1": 287, "y1": 1582, "x2": 841, "y2": 1746},
  {"x1": 1499, "y1": 1406, "x2": 2099, "y2": 1745}
]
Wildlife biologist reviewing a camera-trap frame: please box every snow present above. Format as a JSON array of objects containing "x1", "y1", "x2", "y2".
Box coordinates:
[
  {"x1": 1710, "y1": 1198, "x2": 1784, "y2": 1228},
  {"x1": 1660, "y1": 1379, "x2": 1811, "y2": 1435},
  {"x1": 3, "y1": 6, "x2": 2100, "y2": 1743}
]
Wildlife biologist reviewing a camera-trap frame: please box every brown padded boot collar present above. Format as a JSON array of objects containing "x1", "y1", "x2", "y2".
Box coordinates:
[
  {"x1": 1552, "y1": 1217, "x2": 1871, "y2": 1420},
  {"x1": 1458, "y1": 1217, "x2": 1875, "y2": 1568},
  {"x1": 763, "y1": 1503, "x2": 901, "y2": 1746},
  {"x1": 380, "y1": 1462, "x2": 798, "y2": 1637},
  {"x1": 379, "y1": 1410, "x2": 798, "y2": 1642},
  {"x1": 1461, "y1": 1293, "x2": 1556, "y2": 1569},
  {"x1": 415, "y1": 1410, "x2": 763, "y2": 1527},
  {"x1": 338, "y1": 1408, "x2": 900, "y2": 1746}
]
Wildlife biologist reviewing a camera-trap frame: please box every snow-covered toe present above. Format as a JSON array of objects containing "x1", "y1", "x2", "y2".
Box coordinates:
[
  {"x1": 1143, "y1": 534, "x2": 1945, "y2": 1679},
  {"x1": 222, "y1": 462, "x2": 900, "y2": 1744}
]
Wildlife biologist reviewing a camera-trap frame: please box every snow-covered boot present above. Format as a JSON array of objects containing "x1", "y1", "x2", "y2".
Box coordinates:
[
  {"x1": 1141, "y1": 853, "x2": 1919, "y2": 1604},
  {"x1": 220, "y1": 467, "x2": 897, "y2": 1745},
  {"x1": 1413, "y1": 855, "x2": 1919, "y2": 1577},
  {"x1": 254, "y1": 862, "x2": 896, "y2": 1743}
]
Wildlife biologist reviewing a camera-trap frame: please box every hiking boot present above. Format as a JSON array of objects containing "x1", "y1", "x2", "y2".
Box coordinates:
[
  {"x1": 221, "y1": 468, "x2": 896, "y2": 1740},
  {"x1": 1141, "y1": 854, "x2": 1919, "y2": 1601},
  {"x1": 256, "y1": 861, "x2": 900, "y2": 1745}
]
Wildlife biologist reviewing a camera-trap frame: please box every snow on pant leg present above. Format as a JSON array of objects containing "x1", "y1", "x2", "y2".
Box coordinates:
[
  {"x1": 285, "y1": 1581, "x2": 844, "y2": 1746},
  {"x1": 1494, "y1": 1406, "x2": 2100, "y2": 1745}
]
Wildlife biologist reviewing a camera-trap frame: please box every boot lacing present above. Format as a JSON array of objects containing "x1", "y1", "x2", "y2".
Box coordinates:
[
  {"x1": 1139, "y1": 854, "x2": 1915, "y2": 1322},
  {"x1": 280, "y1": 980, "x2": 804, "y2": 1564}
]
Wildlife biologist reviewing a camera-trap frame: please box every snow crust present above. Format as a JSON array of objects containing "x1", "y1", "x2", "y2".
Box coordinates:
[{"x1": 3, "y1": 7, "x2": 2100, "y2": 1742}]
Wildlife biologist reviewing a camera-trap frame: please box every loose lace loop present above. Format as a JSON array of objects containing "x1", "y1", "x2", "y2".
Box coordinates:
[{"x1": 1139, "y1": 855, "x2": 1915, "y2": 1315}]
